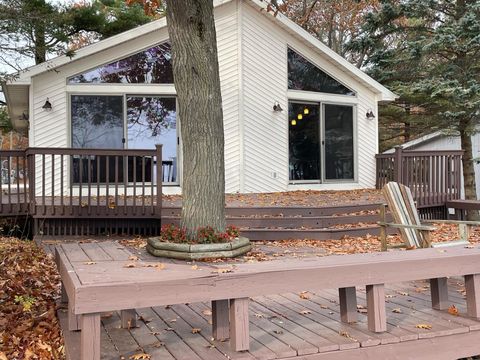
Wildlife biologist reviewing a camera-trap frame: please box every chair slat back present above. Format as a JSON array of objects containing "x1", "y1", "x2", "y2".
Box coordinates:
[{"x1": 382, "y1": 182, "x2": 422, "y2": 248}]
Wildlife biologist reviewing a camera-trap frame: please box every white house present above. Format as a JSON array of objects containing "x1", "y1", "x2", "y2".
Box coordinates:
[
  {"x1": 385, "y1": 131, "x2": 480, "y2": 199},
  {"x1": 2, "y1": 0, "x2": 396, "y2": 195}
]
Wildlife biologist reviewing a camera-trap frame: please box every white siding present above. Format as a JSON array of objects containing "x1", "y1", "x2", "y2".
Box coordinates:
[
  {"x1": 240, "y1": 2, "x2": 378, "y2": 192},
  {"x1": 30, "y1": 1, "x2": 241, "y2": 195},
  {"x1": 30, "y1": 0, "x2": 382, "y2": 195}
]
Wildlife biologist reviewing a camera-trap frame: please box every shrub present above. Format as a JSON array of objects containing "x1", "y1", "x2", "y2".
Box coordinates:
[{"x1": 160, "y1": 224, "x2": 241, "y2": 244}]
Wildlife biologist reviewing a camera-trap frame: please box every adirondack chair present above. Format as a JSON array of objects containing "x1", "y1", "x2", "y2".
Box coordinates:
[{"x1": 378, "y1": 182, "x2": 477, "y2": 251}]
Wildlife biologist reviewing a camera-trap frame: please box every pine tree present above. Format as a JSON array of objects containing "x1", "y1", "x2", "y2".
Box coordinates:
[{"x1": 350, "y1": 0, "x2": 480, "y2": 212}]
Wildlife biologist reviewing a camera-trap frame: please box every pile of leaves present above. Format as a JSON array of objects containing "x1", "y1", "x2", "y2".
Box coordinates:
[
  {"x1": 0, "y1": 238, "x2": 64, "y2": 359},
  {"x1": 160, "y1": 224, "x2": 240, "y2": 244}
]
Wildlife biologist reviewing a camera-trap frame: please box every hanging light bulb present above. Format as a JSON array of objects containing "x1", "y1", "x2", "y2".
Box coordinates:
[
  {"x1": 291, "y1": 119, "x2": 297, "y2": 126},
  {"x1": 297, "y1": 114, "x2": 303, "y2": 120},
  {"x1": 304, "y1": 108, "x2": 309, "y2": 115}
]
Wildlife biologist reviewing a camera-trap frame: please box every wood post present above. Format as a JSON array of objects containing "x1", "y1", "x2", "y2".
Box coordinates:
[
  {"x1": 465, "y1": 274, "x2": 480, "y2": 319},
  {"x1": 120, "y1": 309, "x2": 137, "y2": 329},
  {"x1": 430, "y1": 278, "x2": 449, "y2": 310},
  {"x1": 155, "y1": 144, "x2": 162, "y2": 219},
  {"x1": 61, "y1": 283, "x2": 68, "y2": 303},
  {"x1": 68, "y1": 302, "x2": 81, "y2": 331},
  {"x1": 339, "y1": 287, "x2": 357, "y2": 323},
  {"x1": 379, "y1": 204, "x2": 388, "y2": 251},
  {"x1": 366, "y1": 284, "x2": 387, "y2": 332},
  {"x1": 80, "y1": 313, "x2": 101, "y2": 360},
  {"x1": 229, "y1": 298, "x2": 249, "y2": 351},
  {"x1": 393, "y1": 146, "x2": 403, "y2": 184},
  {"x1": 212, "y1": 299, "x2": 230, "y2": 340}
]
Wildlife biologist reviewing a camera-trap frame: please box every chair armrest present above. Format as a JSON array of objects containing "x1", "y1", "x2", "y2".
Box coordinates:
[
  {"x1": 377, "y1": 222, "x2": 437, "y2": 232},
  {"x1": 423, "y1": 219, "x2": 480, "y2": 226}
]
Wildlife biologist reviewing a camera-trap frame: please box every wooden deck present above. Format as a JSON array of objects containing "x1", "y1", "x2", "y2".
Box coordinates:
[
  {"x1": 59, "y1": 280, "x2": 480, "y2": 360},
  {"x1": 49, "y1": 241, "x2": 480, "y2": 360}
]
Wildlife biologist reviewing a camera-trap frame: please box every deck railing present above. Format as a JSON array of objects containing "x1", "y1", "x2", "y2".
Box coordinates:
[
  {"x1": 0, "y1": 146, "x2": 164, "y2": 219},
  {"x1": 0, "y1": 150, "x2": 29, "y2": 215},
  {"x1": 376, "y1": 147, "x2": 463, "y2": 207}
]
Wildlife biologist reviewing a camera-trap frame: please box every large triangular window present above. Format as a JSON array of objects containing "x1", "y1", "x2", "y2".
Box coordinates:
[
  {"x1": 288, "y1": 48, "x2": 355, "y2": 96},
  {"x1": 68, "y1": 42, "x2": 173, "y2": 84}
]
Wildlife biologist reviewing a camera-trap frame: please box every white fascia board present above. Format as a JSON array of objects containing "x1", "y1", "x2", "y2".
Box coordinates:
[{"x1": 246, "y1": 0, "x2": 398, "y2": 101}]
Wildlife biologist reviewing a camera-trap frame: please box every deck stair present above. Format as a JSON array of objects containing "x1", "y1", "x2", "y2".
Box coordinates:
[{"x1": 162, "y1": 203, "x2": 390, "y2": 241}]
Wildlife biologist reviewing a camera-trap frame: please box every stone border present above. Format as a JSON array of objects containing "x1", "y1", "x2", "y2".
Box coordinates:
[{"x1": 146, "y1": 236, "x2": 252, "y2": 260}]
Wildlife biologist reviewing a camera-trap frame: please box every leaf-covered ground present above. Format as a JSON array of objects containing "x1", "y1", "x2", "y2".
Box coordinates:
[
  {"x1": 163, "y1": 189, "x2": 384, "y2": 207},
  {"x1": 0, "y1": 238, "x2": 64, "y2": 359}
]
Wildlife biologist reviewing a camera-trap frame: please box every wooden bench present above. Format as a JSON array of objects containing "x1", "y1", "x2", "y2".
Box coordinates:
[
  {"x1": 56, "y1": 241, "x2": 480, "y2": 360},
  {"x1": 446, "y1": 199, "x2": 480, "y2": 220}
]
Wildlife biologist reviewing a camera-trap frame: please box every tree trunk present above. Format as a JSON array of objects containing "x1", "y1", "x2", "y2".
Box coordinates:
[
  {"x1": 34, "y1": 22, "x2": 46, "y2": 64},
  {"x1": 460, "y1": 128, "x2": 479, "y2": 220},
  {"x1": 166, "y1": 0, "x2": 226, "y2": 238}
]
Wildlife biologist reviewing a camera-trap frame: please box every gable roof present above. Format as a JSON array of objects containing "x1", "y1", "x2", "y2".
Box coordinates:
[{"x1": 6, "y1": 0, "x2": 397, "y2": 102}]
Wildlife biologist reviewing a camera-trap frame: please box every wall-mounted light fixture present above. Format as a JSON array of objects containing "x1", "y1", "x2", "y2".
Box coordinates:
[
  {"x1": 304, "y1": 107, "x2": 309, "y2": 115},
  {"x1": 273, "y1": 101, "x2": 283, "y2": 112},
  {"x1": 291, "y1": 119, "x2": 297, "y2": 126},
  {"x1": 366, "y1": 109, "x2": 375, "y2": 120},
  {"x1": 42, "y1": 98, "x2": 52, "y2": 111}
]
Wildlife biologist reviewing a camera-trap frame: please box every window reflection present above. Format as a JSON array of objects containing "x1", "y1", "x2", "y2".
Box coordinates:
[
  {"x1": 288, "y1": 48, "x2": 355, "y2": 96},
  {"x1": 127, "y1": 97, "x2": 177, "y2": 183},
  {"x1": 68, "y1": 42, "x2": 173, "y2": 84},
  {"x1": 324, "y1": 104, "x2": 354, "y2": 180},
  {"x1": 289, "y1": 103, "x2": 320, "y2": 181}
]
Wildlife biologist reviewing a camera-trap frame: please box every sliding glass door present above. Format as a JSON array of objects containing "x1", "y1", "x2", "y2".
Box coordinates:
[
  {"x1": 324, "y1": 104, "x2": 354, "y2": 180},
  {"x1": 288, "y1": 101, "x2": 355, "y2": 183},
  {"x1": 70, "y1": 94, "x2": 178, "y2": 184}
]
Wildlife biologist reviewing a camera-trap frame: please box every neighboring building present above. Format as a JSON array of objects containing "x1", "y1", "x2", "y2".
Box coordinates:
[
  {"x1": 2, "y1": 0, "x2": 396, "y2": 195},
  {"x1": 385, "y1": 131, "x2": 480, "y2": 199}
]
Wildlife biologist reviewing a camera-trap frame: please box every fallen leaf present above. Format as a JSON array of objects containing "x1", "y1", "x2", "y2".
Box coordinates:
[
  {"x1": 415, "y1": 324, "x2": 432, "y2": 330},
  {"x1": 83, "y1": 261, "x2": 96, "y2": 265},
  {"x1": 392, "y1": 308, "x2": 402, "y2": 313},
  {"x1": 128, "y1": 255, "x2": 139, "y2": 261},
  {"x1": 124, "y1": 263, "x2": 137, "y2": 268},
  {"x1": 465, "y1": 245, "x2": 475, "y2": 249},
  {"x1": 0, "y1": 353, "x2": 8, "y2": 360},
  {"x1": 299, "y1": 309, "x2": 311, "y2": 315},
  {"x1": 191, "y1": 328, "x2": 202, "y2": 334},
  {"x1": 448, "y1": 305, "x2": 459, "y2": 316},
  {"x1": 191, "y1": 265, "x2": 199, "y2": 270},
  {"x1": 398, "y1": 291, "x2": 409, "y2": 296},
  {"x1": 273, "y1": 330, "x2": 283, "y2": 334},
  {"x1": 202, "y1": 309, "x2": 212, "y2": 316},
  {"x1": 212, "y1": 268, "x2": 233, "y2": 274},
  {"x1": 299, "y1": 291, "x2": 310, "y2": 300},
  {"x1": 254, "y1": 313, "x2": 264, "y2": 318},
  {"x1": 129, "y1": 354, "x2": 151, "y2": 360}
]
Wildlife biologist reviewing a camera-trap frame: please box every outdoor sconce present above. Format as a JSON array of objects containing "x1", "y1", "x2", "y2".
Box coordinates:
[
  {"x1": 273, "y1": 101, "x2": 283, "y2": 112},
  {"x1": 291, "y1": 119, "x2": 297, "y2": 126},
  {"x1": 42, "y1": 98, "x2": 52, "y2": 111},
  {"x1": 304, "y1": 107, "x2": 309, "y2": 115},
  {"x1": 366, "y1": 109, "x2": 375, "y2": 120},
  {"x1": 297, "y1": 113, "x2": 303, "y2": 120}
]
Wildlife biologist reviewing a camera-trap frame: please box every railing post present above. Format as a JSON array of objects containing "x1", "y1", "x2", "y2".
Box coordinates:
[
  {"x1": 155, "y1": 144, "x2": 163, "y2": 219},
  {"x1": 26, "y1": 148, "x2": 36, "y2": 216},
  {"x1": 393, "y1": 146, "x2": 403, "y2": 184}
]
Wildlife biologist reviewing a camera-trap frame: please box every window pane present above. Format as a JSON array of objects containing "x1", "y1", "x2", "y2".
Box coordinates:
[
  {"x1": 71, "y1": 95, "x2": 124, "y2": 183},
  {"x1": 127, "y1": 97, "x2": 177, "y2": 183},
  {"x1": 289, "y1": 103, "x2": 320, "y2": 181},
  {"x1": 71, "y1": 95, "x2": 124, "y2": 149},
  {"x1": 68, "y1": 42, "x2": 173, "y2": 84},
  {"x1": 324, "y1": 104, "x2": 354, "y2": 180},
  {"x1": 288, "y1": 48, "x2": 355, "y2": 96}
]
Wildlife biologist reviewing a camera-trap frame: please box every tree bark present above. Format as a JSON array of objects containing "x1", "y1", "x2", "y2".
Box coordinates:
[
  {"x1": 460, "y1": 127, "x2": 479, "y2": 220},
  {"x1": 166, "y1": 0, "x2": 226, "y2": 238}
]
